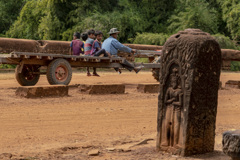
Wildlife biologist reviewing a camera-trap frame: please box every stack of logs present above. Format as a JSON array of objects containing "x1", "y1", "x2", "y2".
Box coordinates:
[{"x1": 0, "y1": 37, "x2": 239, "y2": 70}]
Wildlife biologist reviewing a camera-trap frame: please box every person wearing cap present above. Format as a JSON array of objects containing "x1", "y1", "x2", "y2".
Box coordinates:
[
  {"x1": 69, "y1": 32, "x2": 84, "y2": 56},
  {"x1": 102, "y1": 28, "x2": 143, "y2": 73}
]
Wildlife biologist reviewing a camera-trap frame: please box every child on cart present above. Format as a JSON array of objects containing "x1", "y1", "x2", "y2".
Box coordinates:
[
  {"x1": 69, "y1": 32, "x2": 84, "y2": 56},
  {"x1": 90, "y1": 31, "x2": 111, "y2": 58},
  {"x1": 84, "y1": 29, "x2": 99, "y2": 76},
  {"x1": 81, "y1": 32, "x2": 88, "y2": 52}
]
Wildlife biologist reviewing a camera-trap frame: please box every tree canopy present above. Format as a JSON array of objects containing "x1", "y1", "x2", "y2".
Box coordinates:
[{"x1": 1, "y1": 0, "x2": 240, "y2": 47}]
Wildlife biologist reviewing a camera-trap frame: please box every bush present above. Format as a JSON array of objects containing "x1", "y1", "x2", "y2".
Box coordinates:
[
  {"x1": 0, "y1": 34, "x2": 6, "y2": 37},
  {"x1": 212, "y1": 34, "x2": 238, "y2": 49},
  {"x1": 133, "y1": 32, "x2": 170, "y2": 46},
  {"x1": 231, "y1": 61, "x2": 240, "y2": 71},
  {"x1": 0, "y1": 64, "x2": 16, "y2": 69}
]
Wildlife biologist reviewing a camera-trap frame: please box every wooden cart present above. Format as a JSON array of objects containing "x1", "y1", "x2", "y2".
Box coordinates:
[{"x1": 0, "y1": 51, "x2": 161, "y2": 86}]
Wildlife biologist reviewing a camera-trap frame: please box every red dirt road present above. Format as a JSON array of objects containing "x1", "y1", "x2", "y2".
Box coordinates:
[{"x1": 0, "y1": 71, "x2": 239, "y2": 160}]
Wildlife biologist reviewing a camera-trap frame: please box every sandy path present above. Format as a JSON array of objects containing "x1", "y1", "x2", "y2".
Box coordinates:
[{"x1": 0, "y1": 71, "x2": 239, "y2": 159}]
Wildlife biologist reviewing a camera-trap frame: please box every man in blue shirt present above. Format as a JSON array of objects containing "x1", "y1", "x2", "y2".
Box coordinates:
[{"x1": 102, "y1": 28, "x2": 143, "y2": 73}]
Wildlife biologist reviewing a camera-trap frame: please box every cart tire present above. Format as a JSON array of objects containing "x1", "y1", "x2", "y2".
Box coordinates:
[
  {"x1": 47, "y1": 58, "x2": 72, "y2": 85},
  {"x1": 151, "y1": 56, "x2": 161, "y2": 82},
  {"x1": 15, "y1": 65, "x2": 40, "y2": 86}
]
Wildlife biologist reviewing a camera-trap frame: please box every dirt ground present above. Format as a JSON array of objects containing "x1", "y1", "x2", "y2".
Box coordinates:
[{"x1": 0, "y1": 70, "x2": 240, "y2": 160}]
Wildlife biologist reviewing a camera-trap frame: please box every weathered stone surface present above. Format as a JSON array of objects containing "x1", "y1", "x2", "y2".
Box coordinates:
[
  {"x1": 222, "y1": 130, "x2": 240, "y2": 160},
  {"x1": 79, "y1": 84, "x2": 125, "y2": 94},
  {"x1": 88, "y1": 149, "x2": 99, "y2": 156},
  {"x1": 156, "y1": 29, "x2": 221, "y2": 156},
  {"x1": 137, "y1": 83, "x2": 159, "y2": 93},
  {"x1": 106, "y1": 148, "x2": 116, "y2": 152},
  {"x1": 225, "y1": 80, "x2": 240, "y2": 89},
  {"x1": 16, "y1": 85, "x2": 68, "y2": 98}
]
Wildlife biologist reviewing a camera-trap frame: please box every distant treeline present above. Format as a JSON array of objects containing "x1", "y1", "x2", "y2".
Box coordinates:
[{"x1": 1, "y1": 0, "x2": 240, "y2": 49}]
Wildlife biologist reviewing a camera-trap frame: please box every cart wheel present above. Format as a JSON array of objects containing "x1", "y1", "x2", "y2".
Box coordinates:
[
  {"x1": 151, "y1": 56, "x2": 161, "y2": 82},
  {"x1": 47, "y1": 58, "x2": 72, "y2": 85},
  {"x1": 15, "y1": 65, "x2": 40, "y2": 86}
]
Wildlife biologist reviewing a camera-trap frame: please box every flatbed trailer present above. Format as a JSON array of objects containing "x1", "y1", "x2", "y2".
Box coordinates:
[{"x1": 0, "y1": 51, "x2": 161, "y2": 86}]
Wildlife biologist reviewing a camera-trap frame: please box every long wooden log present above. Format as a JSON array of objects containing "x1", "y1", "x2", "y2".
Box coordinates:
[
  {"x1": 0, "y1": 38, "x2": 70, "y2": 55},
  {"x1": 1, "y1": 37, "x2": 240, "y2": 62},
  {"x1": 221, "y1": 49, "x2": 240, "y2": 61},
  {"x1": 123, "y1": 44, "x2": 163, "y2": 50}
]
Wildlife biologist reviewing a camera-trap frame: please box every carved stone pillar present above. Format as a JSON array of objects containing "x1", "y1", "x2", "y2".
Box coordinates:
[
  {"x1": 222, "y1": 130, "x2": 240, "y2": 160},
  {"x1": 156, "y1": 29, "x2": 222, "y2": 156}
]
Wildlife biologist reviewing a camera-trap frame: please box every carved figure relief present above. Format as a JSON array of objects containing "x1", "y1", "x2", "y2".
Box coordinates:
[
  {"x1": 161, "y1": 66, "x2": 183, "y2": 149},
  {"x1": 157, "y1": 29, "x2": 222, "y2": 156}
]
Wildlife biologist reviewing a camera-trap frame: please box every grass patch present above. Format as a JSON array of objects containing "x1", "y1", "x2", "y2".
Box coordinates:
[{"x1": 134, "y1": 58, "x2": 149, "y2": 63}]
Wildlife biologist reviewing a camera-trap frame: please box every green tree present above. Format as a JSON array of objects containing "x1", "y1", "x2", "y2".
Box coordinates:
[
  {"x1": 6, "y1": 0, "x2": 46, "y2": 39},
  {"x1": 0, "y1": 0, "x2": 25, "y2": 35},
  {"x1": 168, "y1": 0, "x2": 218, "y2": 34},
  {"x1": 6, "y1": 0, "x2": 72, "y2": 40},
  {"x1": 4, "y1": 0, "x2": 238, "y2": 47},
  {"x1": 221, "y1": 0, "x2": 240, "y2": 40},
  {"x1": 37, "y1": 0, "x2": 67, "y2": 40}
]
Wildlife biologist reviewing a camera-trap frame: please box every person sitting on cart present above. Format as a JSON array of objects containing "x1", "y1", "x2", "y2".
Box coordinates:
[
  {"x1": 81, "y1": 32, "x2": 88, "y2": 43},
  {"x1": 90, "y1": 30, "x2": 111, "y2": 58},
  {"x1": 84, "y1": 29, "x2": 99, "y2": 77},
  {"x1": 69, "y1": 32, "x2": 84, "y2": 56},
  {"x1": 102, "y1": 28, "x2": 143, "y2": 73},
  {"x1": 81, "y1": 32, "x2": 88, "y2": 52}
]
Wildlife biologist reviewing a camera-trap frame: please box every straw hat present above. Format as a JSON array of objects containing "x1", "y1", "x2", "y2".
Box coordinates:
[{"x1": 108, "y1": 28, "x2": 120, "y2": 35}]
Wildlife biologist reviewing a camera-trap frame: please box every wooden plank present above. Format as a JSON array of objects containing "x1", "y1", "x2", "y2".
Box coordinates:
[
  {"x1": 14, "y1": 53, "x2": 21, "y2": 58},
  {"x1": 36, "y1": 55, "x2": 42, "y2": 59},
  {"x1": 10, "y1": 53, "x2": 15, "y2": 58},
  {"x1": 1, "y1": 52, "x2": 161, "y2": 69},
  {"x1": 71, "y1": 57, "x2": 77, "y2": 61},
  {"x1": 70, "y1": 62, "x2": 123, "y2": 68},
  {"x1": 95, "y1": 59, "x2": 101, "y2": 62},
  {"x1": 84, "y1": 58, "x2": 89, "y2": 62},
  {"x1": 47, "y1": 56, "x2": 53, "y2": 60},
  {"x1": 21, "y1": 59, "x2": 48, "y2": 66},
  {"x1": 10, "y1": 52, "x2": 125, "y2": 62},
  {"x1": 0, "y1": 57, "x2": 20, "y2": 65},
  {"x1": 138, "y1": 63, "x2": 160, "y2": 69},
  {"x1": 24, "y1": 55, "x2": 30, "y2": 59}
]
